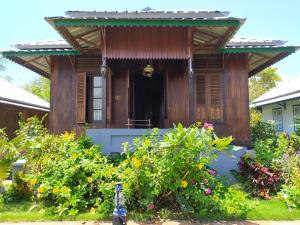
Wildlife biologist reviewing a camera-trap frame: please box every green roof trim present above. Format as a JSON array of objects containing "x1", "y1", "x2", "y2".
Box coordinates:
[
  {"x1": 53, "y1": 18, "x2": 241, "y2": 27},
  {"x1": 221, "y1": 46, "x2": 296, "y2": 54},
  {"x1": 2, "y1": 49, "x2": 80, "y2": 57}
]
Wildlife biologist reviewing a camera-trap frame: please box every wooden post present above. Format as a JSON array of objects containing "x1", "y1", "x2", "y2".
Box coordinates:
[
  {"x1": 188, "y1": 28, "x2": 194, "y2": 125},
  {"x1": 188, "y1": 58, "x2": 194, "y2": 125}
]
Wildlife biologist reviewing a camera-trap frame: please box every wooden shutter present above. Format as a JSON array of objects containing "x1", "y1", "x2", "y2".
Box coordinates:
[
  {"x1": 208, "y1": 73, "x2": 222, "y2": 121},
  {"x1": 196, "y1": 75, "x2": 207, "y2": 120},
  {"x1": 76, "y1": 72, "x2": 86, "y2": 123},
  {"x1": 194, "y1": 54, "x2": 223, "y2": 122}
]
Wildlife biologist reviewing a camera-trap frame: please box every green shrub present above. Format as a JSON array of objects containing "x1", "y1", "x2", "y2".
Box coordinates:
[
  {"x1": 35, "y1": 135, "x2": 117, "y2": 217},
  {"x1": 118, "y1": 123, "x2": 250, "y2": 216},
  {"x1": 250, "y1": 120, "x2": 277, "y2": 148}
]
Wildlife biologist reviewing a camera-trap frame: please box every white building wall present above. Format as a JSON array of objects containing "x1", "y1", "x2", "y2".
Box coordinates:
[{"x1": 261, "y1": 99, "x2": 300, "y2": 134}]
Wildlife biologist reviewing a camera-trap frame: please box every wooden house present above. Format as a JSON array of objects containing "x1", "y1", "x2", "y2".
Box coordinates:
[
  {"x1": 0, "y1": 78, "x2": 49, "y2": 138},
  {"x1": 2, "y1": 10, "x2": 299, "y2": 151}
]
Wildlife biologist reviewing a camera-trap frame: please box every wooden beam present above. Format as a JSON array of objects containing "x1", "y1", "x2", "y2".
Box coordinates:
[
  {"x1": 195, "y1": 29, "x2": 220, "y2": 39},
  {"x1": 58, "y1": 26, "x2": 83, "y2": 52},
  {"x1": 77, "y1": 37, "x2": 98, "y2": 48},
  {"x1": 215, "y1": 26, "x2": 236, "y2": 49},
  {"x1": 9, "y1": 56, "x2": 49, "y2": 78},
  {"x1": 74, "y1": 27, "x2": 99, "y2": 38},
  {"x1": 249, "y1": 52, "x2": 290, "y2": 76}
]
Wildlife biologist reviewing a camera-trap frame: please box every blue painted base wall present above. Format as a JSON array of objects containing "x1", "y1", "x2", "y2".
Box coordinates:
[{"x1": 86, "y1": 128, "x2": 168, "y2": 154}]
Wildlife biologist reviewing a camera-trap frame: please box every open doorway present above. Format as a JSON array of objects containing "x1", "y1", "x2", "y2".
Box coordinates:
[{"x1": 132, "y1": 73, "x2": 164, "y2": 128}]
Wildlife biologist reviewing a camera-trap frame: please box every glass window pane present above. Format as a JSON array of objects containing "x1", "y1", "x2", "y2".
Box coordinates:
[
  {"x1": 93, "y1": 87, "x2": 102, "y2": 98},
  {"x1": 93, "y1": 109, "x2": 102, "y2": 121},
  {"x1": 94, "y1": 76, "x2": 102, "y2": 87},
  {"x1": 294, "y1": 105, "x2": 300, "y2": 131},
  {"x1": 273, "y1": 108, "x2": 283, "y2": 132},
  {"x1": 93, "y1": 98, "x2": 102, "y2": 110}
]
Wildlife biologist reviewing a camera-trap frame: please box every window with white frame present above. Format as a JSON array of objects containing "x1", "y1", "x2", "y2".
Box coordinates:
[
  {"x1": 92, "y1": 76, "x2": 103, "y2": 121},
  {"x1": 272, "y1": 108, "x2": 283, "y2": 132},
  {"x1": 293, "y1": 105, "x2": 300, "y2": 131}
]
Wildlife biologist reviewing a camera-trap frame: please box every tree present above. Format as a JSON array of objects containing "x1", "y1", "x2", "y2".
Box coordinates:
[
  {"x1": 24, "y1": 77, "x2": 50, "y2": 102},
  {"x1": 249, "y1": 67, "x2": 281, "y2": 102}
]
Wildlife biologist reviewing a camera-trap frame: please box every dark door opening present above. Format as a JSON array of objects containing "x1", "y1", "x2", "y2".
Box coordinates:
[{"x1": 132, "y1": 73, "x2": 164, "y2": 128}]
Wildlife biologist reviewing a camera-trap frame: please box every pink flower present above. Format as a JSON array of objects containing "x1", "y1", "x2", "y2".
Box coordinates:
[
  {"x1": 208, "y1": 169, "x2": 217, "y2": 176},
  {"x1": 147, "y1": 203, "x2": 155, "y2": 210},
  {"x1": 204, "y1": 122, "x2": 214, "y2": 130},
  {"x1": 204, "y1": 188, "x2": 212, "y2": 195}
]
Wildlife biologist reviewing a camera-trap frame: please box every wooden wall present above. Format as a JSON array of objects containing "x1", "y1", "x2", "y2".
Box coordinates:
[
  {"x1": 0, "y1": 103, "x2": 48, "y2": 139},
  {"x1": 49, "y1": 54, "x2": 250, "y2": 145},
  {"x1": 222, "y1": 53, "x2": 250, "y2": 145},
  {"x1": 49, "y1": 56, "x2": 75, "y2": 134},
  {"x1": 166, "y1": 61, "x2": 189, "y2": 127},
  {"x1": 106, "y1": 27, "x2": 190, "y2": 59}
]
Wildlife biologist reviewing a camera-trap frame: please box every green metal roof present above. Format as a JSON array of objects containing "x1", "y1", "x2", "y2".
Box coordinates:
[
  {"x1": 52, "y1": 18, "x2": 241, "y2": 27},
  {"x1": 1, "y1": 49, "x2": 80, "y2": 57},
  {"x1": 221, "y1": 46, "x2": 296, "y2": 54}
]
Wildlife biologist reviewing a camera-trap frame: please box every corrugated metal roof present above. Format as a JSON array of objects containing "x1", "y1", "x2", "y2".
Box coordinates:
[
  {"x1": 14, "y1": 40, "x2": 71, "y2": 50},
  {"x1": 8, "y1": 37, "x2": 289, "y2": 50},
  {"x1": 47, "y1": 10, "x2": 231, "y2": 20},
  {"x1": 251, "y1": 76, "x2": 300, "y2": 107},
  {"x1": 228, "y1": 37, "x2": 287, "y2": 47},
  {"x1": 0, "y1": 78, "x2": 50, "y2": 110}
]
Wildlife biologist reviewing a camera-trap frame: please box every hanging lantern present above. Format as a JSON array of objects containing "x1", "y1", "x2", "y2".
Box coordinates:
[{"x1": 143, "y1": 64, "x2": 154, "y2": 77}]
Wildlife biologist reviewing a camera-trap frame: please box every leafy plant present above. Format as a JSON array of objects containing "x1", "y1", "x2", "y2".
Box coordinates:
[
  {"x1": 238, "y1": 156, "x2": 282, "y2": 199},
  {"x1": 250, "y1": 120, "x2": 277, "y2": 148}
]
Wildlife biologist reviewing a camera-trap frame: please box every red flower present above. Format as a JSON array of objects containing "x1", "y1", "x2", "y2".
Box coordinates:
[{"x1": 147, "y1": 203, "x2": 155, "y2": 210}]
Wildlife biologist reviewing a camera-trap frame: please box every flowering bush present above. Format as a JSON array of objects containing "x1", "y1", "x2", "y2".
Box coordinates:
[
  {"x1": 118, "y1": 123, "x2": 250, "y2": 216},
  {"x1": 1, "y1": 117, "x2": 253, "y2": 217}
]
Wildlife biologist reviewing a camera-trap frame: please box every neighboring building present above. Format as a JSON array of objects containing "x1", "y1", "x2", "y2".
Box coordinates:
[
  {"x1": 251, "y1": 77, "x2": 300, "y2": 134},
  {"x1": 1, "y1": 10, "x2": 299, "y2": 151},
  {"x1": 0, "y1": 78, "x2": 50, "y2": 138}
]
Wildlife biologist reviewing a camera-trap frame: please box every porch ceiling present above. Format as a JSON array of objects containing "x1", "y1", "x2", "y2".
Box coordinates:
[{"x1": 1, "y1": 49, "x2": 79, "y2": 78}]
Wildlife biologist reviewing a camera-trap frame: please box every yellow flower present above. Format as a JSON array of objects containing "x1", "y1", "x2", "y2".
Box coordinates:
[
  {"x1": 132, "y1": 157, "x2": 141, "y2": 169},
  {"x1": 90, "y1": 207, "x2": 96, "y2": 214},
  {"x1": 30, "y1": 178, "x2": 37, "y2": 186},
  {"x1": 52, "y1": 187, "x2": 60, "y2": 194},
  {"x1": 197, "y1": 163, "x2": 204, "y2": 170},
  {"x1": 37, "y1": 186, "x2": 45, "y2": 193},
  {"x1": 181, "y1": 180, "x2": 188, "y2": 188},
  {"x1": 60, "y1": 186, "x2": 71, "y2": 194},
  {"x1": 62, "y1": 132, "x2": 75, "y2": 141},
  {"x1": 87, "y1": 177, "x2": 93, "y2": 183},
  {"x1": 71, "y1": 152, "x2": 79, "y2": 160}
]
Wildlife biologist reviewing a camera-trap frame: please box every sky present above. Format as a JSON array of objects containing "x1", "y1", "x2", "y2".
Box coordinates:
[{"x1": 0, "y1": 0, "x2": 300, "y2": 86}]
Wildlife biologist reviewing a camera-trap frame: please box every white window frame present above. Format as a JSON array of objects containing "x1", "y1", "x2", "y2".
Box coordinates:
[
  {"x1": 293, "y1": 104, "x2": 300, "y2": 131},
  {"x1": 272, "y1": 108, "x2": 283, "y2": 132}
]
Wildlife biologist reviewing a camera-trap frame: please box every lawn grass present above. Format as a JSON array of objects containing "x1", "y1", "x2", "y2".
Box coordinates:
[{"x1": 0, "y1": 199, "x2": 300, "y2": 222}]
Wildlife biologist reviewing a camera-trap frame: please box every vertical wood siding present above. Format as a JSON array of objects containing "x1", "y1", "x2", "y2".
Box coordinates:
[
  {"x1": 222, "y1": 53, "x2": 250, "y2": 145},
  {"x1": 50, "y1": 56, "x2": 75, "y2": 134},
  {"x1": 106, "y1": 27, "x2": 190, "y2": 59}
]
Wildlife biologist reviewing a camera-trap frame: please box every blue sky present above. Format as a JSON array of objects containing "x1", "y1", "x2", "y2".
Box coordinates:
[{"x1": 1, "y1": 0, "x2": 299, "y2": 85}]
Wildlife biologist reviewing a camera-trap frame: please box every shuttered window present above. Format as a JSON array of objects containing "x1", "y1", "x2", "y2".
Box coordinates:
[
  {"x1": 194, "y1": 54, "x2": 223, "y2": 122},
  {"x1": 195, "y1": 73, "x2": 223, "y2": 122},
  {"x1": 76, "y1": 72, "x2": 86, "y2": 124}
]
